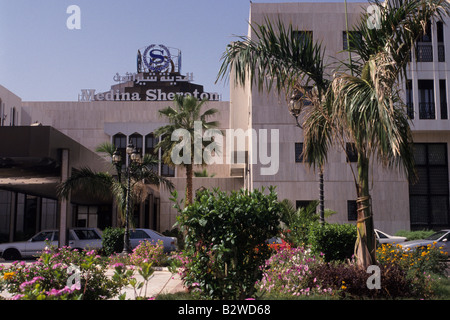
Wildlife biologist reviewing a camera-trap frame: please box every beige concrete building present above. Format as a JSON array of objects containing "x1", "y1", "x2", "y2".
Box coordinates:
[{"x1": 231, "y1": 2, "x2": 450, "y2": 234}]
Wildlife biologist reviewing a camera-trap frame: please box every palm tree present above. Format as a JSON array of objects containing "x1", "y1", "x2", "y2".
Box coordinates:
[
  {"x1": 217, "y1": 0, "x2": 450, "y2": 268},
  {"x1": 217, "y1": 17, "x2": 331, "y2": 221},
  {"x1": 58, "y1": 142, "x2": 174, "y2": 226},
  {"x1": 155, "y1": 95, "x2": 220, "y2": 206},
  {"x1": 323, "y1": 0, "x2": 450, "y2": 267}
]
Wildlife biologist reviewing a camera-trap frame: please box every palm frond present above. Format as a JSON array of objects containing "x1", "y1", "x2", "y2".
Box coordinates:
[
  {"x1": 217, "y1": 17, "x2": 329, "y2": 97},
  {"x1": 57, "y1": 167, "x2": 115, "y2": 200}
]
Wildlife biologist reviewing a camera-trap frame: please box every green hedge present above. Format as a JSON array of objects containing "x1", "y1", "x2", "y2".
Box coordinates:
[
  {"x1": 308, "y1": 222, "x2": 357, "y2": 262},
  {"x1": 102, "y1": 227, "x2": 125, "y2": 256}
]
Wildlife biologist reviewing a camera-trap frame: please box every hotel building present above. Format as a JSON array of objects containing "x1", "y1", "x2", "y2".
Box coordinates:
[{"x1": 0, "y1": 1, "x2": 449, "y2": 246}]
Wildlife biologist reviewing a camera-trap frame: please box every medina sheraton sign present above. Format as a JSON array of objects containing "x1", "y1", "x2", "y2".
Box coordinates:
[{"x1": 78, "y1": 44, "x2": 220, "y2": 102}]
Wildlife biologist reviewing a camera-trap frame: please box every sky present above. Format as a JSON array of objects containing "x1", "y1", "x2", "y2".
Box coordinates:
[{"x1": 0, "y1": 0, "x2": 367, "y2": 102}]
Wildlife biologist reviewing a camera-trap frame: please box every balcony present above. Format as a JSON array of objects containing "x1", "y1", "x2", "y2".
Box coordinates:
[
  {"x1": 416, "y1": 44, "x2": 433, "y2": 62},
  {"x1": 419, "y1": 102, "x2": 435, "y2": 119}
]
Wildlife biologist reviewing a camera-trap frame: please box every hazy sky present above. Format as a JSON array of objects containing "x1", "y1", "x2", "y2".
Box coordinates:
[{"x1": 0, "y1": 0, "x2": 367, "y2": 102}]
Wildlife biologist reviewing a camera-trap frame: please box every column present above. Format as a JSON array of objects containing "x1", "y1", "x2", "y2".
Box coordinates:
[{"x1": 58, "y1": 149, "x2": 70, "y2": 247}]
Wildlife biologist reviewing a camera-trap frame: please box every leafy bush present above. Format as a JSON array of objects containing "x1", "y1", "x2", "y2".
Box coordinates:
[
  {"x1": 377, "y1": 242, "x2": 448, "y2": 276},
  {"x1": 394, "y1": 229, "x2": 435, "y2": 241},
  {"x1": 0, "y1": 246, "x2": 127, "y2": 300},
  {"x1": 257, "y1": 246, "x2": 333, "y2": 299},
  {"x1": 308, "y1": 223, "x2": 357, "y2": 262},
  {"x1": 310, "y1": 262, "x2": 415, "y2": 299},
  {"x1": 173, "y1": 187, "x2": 282, "y2": 300},
  {"x1": 282, "y1": 200, "x2": 320, "y2": 247},
  {"x1": 128, "y1": 240, "x2": 165, "y2": 267},
  {"x1": 102, "y1": 227, "x2": 125, "y2": 256}
]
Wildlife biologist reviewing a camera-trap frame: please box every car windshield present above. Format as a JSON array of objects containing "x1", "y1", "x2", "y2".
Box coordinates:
[
  {"x1": 31, "y1": 231, "x2": 54, "y2": 242},
  {"x1": 425, "y1": 231, "x2": 448, "y2": 241}
]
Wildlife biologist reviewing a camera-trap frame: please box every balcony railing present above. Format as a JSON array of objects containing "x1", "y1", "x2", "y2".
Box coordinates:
[
  {"x1": 416, "y1": 44, "x2": 433, "y2": 62},
  {"x1": 407, "y1": 102, "x2": 414, "y2": 119},
  {"x1": 419, "y1": 102, "x2": 435, "y2": 119}
]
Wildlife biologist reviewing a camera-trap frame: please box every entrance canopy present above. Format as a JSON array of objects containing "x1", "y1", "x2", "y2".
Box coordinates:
[{"x1": 0, "y1": 126, "x2": 111, "y2": 204}]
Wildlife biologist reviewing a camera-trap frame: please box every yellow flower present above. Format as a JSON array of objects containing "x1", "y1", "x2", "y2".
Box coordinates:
[
  {"x1": 3, "y1": 272, "x2": 15, "y2": 280},
  {"x1": 341, "y1": 285, "x2": 347, "y2": 290}
]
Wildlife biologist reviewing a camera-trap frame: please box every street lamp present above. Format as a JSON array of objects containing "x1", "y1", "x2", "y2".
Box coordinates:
[
  {"x1": 112, "y1": 142, "x2": 141, "y2": 255},
  {"x1": 289, "y1": 90, "x2": 325, "y2": 223}
]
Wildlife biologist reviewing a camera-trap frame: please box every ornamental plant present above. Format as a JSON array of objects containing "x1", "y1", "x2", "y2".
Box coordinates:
[
  {"x1": 173, "y1": 187, "x2": 282, "y2": 300},
  {"x1": 128, "y1": 240, "x2": 165, "y2": 267},
  {"x1": 257, "y1": 246, "x2": 333, "y2": 299},
  {"x1": 0, "y1": 246, "x2": 127, "y2": 300},
  {"x1": 376, "y1": 242, "x2": 448, "y2": 276}
]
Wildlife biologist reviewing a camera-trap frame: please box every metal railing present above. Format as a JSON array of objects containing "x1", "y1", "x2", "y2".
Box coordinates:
[{"x1": 419, "y1": 102, "x2": 436, "y2": 119}]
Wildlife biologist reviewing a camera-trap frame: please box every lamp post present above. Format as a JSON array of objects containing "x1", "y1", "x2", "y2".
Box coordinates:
[
  {"x1": 112, "y1": 142, "x2": 142, "y2": 255},
  {"x1": 289, "y1": 92, "x2": 325, "y2": 223}
]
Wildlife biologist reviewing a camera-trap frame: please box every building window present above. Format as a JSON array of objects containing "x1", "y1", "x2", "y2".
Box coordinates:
[
  {"x1": 406, "y1": 80, "x2": 414, "y2": 119},
  {"x1": 416, "y1": 21, "x2": 433, "y2": 62},
  {"x1": 437, "y1": 21, "x2": 445, "y2": 62},
  {"x1": 346, "y1": 143, "x2": 358, "y2": 163},
  {"x1": 145, "y1": 133, "x2": 159, "y2": 172},
  {"x1": 161, "y1": 163, "x2": 175, "y2": 177},
  {"x1": 296, "y1": 200, "x2": 315, "y2": 211},
  {"x1": 440, "y1": 79, "x2": 448, "y2": 119},
  {"x1": 418, "y1": 80, "x2": 435, "y2": 119},
  {"x1": 112, "y1": 133, "x2": 127, "y2": 162},
  {"x1": 295, "y1": 142, "x2": 304, "y2": 163},
  {"x1": 347, "y1": 200, "x2": 357, "y2": 221},
  {"x1": 343, "y1": 31, "x2": 362, "y2": 50},
  {"x1": 129, "y1": 133, "x2": 143, "y2": 152},
  {"x1": 409, "y1": 143, "x2": 449, "y2": 230}
]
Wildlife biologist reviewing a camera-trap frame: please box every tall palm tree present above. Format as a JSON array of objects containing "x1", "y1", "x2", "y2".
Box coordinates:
[
  {"x1": 217, "y1": 0, "x2": 450, "y2": 268},
  {"x1": 155, "y1": 95, "x2": 220, "y2": 206},
  {"x1": 323, "y1": 0, "x2": 450, "y2": 267},
  {"x1": 58, "y1": 142, "x2": 174, "y2": 226}
]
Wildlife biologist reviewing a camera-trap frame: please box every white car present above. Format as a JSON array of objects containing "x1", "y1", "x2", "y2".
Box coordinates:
[
  {"x1": 375, "y1": 229, "x2": 407, "y2": 244},
  {"x1": 0, "y1": 228, "x2": 103, "y2": 260},
  {"x1": 400, "y1": 229, "x2": 450, "y2": 256},
  {"x1": 129, "y1": 228, "x2": 177, "y2": 252}
]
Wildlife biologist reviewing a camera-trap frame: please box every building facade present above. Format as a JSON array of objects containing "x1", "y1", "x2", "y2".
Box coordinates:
[
  {"x1": 1, "y1": 2, "x2": 449, "y2": 245},
  {"x1": 230, "y1": 2, "x2": 450, "y2": 233}
]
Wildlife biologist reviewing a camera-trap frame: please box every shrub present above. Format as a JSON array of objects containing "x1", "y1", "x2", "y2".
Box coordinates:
[
  {"x1": 310, "y1": 262, "x2": 414, "y2": 299},
  {"x1": 0, "y1": 246, "x2": 127, "y2": 300},
  {"x1": 173, "y1": 187, "x2": 282, "y2": 300},
  {"x1": 282, "y1": 201, "x2": 320, "y2": 247},
  {"x1": 394, "y1": 229, "x2": 435, "y2": 241},
  {"x1": 257, "y1": 246, "x2": 333, "y2": 299},
  {"x1": 102, "y1": 227, "x2": 125, "y2": 256},
  {"x1": 308, "y1": 223, "x2": 357, "y2": 262},
  {"x1": 128, "y1": 240, "x2": 165, "y2": 267},
  {"x1": 376, "y1": 242, "x2": 448, "y2": 276}
]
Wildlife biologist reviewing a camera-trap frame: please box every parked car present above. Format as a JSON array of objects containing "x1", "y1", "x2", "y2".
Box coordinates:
[
  {"x1": 375, "y1": 229, "x2": 407, "y2": 244},
  {"x1": 0, "y1": 228, "x2": 103, "y2": 260},
  {"x1": 129, "y1": 228, "x2": 177, "y2": 252},
  {"x1": 400, "y1": 229, "x2": 450, "y2": 256}
]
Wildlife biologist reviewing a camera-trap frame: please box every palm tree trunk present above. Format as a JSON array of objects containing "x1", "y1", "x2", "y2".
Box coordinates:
[
  {"x1": 355, "y1": 154, "x2": 377, "y2": 269},
  {"x1": 185, "y1": 163, "x2": 193, "y2": 206}
]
